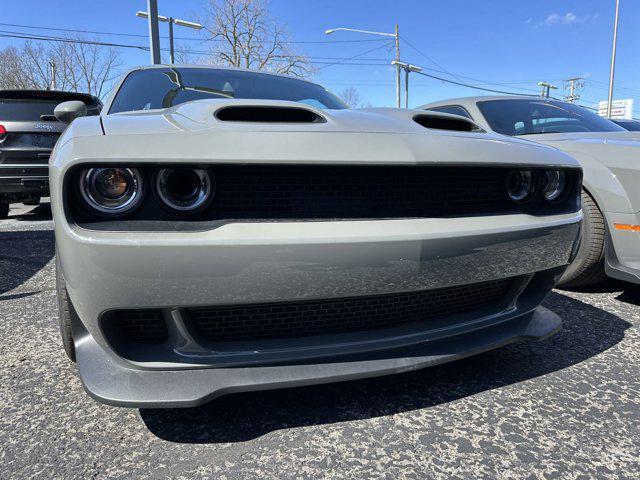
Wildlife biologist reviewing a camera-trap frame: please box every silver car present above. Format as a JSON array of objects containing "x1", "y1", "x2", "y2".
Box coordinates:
[
  {"x1": 421, "y1": 96, "x2": 640, "y2": 287},
  {"x1": 51, "y1": 66, "x2": 582, "y2": 408}
]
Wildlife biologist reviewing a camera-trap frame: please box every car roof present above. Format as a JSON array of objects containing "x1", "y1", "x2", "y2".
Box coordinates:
[
  {"x1": 123, "y1": 64, "x2": 322, "y2": 87},
  {"x1": 419, "y1": 95, "x2": 550, "y2": 110}
]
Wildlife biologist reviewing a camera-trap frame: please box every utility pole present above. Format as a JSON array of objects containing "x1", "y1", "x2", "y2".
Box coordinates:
[
  {"x1": 538, "y1": 81, "x2": 557, "y2": 99},
  {"x1": 607, "y1": 0, "x2": 621, "y2": 118},
  {"x1": 137, "y1": 11, "x2": 203, "y2": 64},
  {"x1": 394, "y1": 24, "x2": 401, "y2": 109},
  {"x1": 146, "y1": 0, "x2": 161, "y2": 64},
  {"x1": 49, "y1": 61, "x2": 56, "y2": 91},
  {"x1": 392, "y1": 61, "x2": 422, "y2": 108},
  {"x1": 564, "y1": 77, "x2": 585, "y2": 103}
]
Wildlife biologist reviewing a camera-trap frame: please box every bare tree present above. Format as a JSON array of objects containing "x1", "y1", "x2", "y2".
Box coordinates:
[
  {"x1": 0, "y1": 37, "x2": 121, "y2": 98},
  {"x1": 54, "y1": 36, "x2": 122, "y2": 98},
  {"x1": 341, "y1": 87, "x2": 362, "y2": 108},
  {"x1": 199, "y1": 0, "x2": 310, "y2": 77},
  {"x1": 340, "y1": 87, "x2": 372, "y2": 108}
]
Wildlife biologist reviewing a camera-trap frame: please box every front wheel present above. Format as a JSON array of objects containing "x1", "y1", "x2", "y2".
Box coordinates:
[
  {"x1": 55, "y1": 256, "x2": 77, "y2": 362},
  {"x1": 558, "y1": 189, "x2": 607, "y2": 288}
]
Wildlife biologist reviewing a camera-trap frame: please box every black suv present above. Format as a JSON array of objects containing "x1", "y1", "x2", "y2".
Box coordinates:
[{"x1": 0, "y1": 90, "x2": 102, "y2": 218}]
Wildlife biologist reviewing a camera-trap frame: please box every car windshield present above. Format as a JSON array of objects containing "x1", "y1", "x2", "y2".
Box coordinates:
[
  {"x1": 109, "y1": 67, "x2": 347, "y2": 113},
  {"x1": 614, "y1": 120, "x2": 640, "y2": 131},
  {"x1": 477, "y1": 99, "x2": 625, "y2": 136}
]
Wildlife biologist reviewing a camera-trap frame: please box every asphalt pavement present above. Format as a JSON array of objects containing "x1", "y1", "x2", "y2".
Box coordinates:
[{"x1": 1, "y1": 202, "x2": 639, "y2": 479}]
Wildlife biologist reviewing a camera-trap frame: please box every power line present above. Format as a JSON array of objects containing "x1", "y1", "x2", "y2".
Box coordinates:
[
  {"x1": 402, "y1": 37, "x2": 541, "y2": 95},
  {"x1": 0, "y1": 30, "x2": 393, "y2": 65},
  {"x1": 414, "y1": 70, "x2": 534, "y2": 96},
  {"x1": 316, "y1": 42, "x2": 394, "y2": 70},
  {"x1": 0, "y1": 21, "x2": 391, "y2": 44}
]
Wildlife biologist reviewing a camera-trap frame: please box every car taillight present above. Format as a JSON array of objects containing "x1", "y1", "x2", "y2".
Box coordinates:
[{"x1": 0, "y1": 125, "x2": 6, "y2": 142}]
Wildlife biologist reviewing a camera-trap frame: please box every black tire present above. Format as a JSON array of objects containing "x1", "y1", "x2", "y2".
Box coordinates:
[
  {"x1": 23, "y1": 196, "x2": 41, "y2": 206},
  {"x1": 0, "y1": 201, "x2": 8, "y2": 219},
  {"x1": 55, "y1": 255, "x2": 77, "y2": 362},
  {"x1": 558, "y1": 189, "x2": 607, "y2": 288}
]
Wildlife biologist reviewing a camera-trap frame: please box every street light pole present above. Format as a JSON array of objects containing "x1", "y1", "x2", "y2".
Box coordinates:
[
  {"x1": 136, "y1": 10, "x2": 203, "y2": 64},
  {"x1": 49, "y1": 61, "x2": 56, "y2": 90},
  {"x1": 325, "y1": 26, "x2": 401, "y2": 108},
  {"x1": 146, "y1": 0, "x2": 161, "y2": 64},
  {"x1": 394, "y1": 24, "x2": 400, "y2": 109},
  {"x1": 168, "y1": 17, "x2": 175, "y2": 64},
  {"x1": 607, "y1": 0, "x2": 621, "y2": 118}
]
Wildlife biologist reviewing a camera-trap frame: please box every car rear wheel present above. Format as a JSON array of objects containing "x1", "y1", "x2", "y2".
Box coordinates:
[
  {"x1": 558, "y1": 189, "x2": 606, "y2": 288},
  {"x1": 0, "y1": 201, "x2": 8, "y2": 219},
  {"x1": 55, "y1": 255, "x2": 77, "y2": 362}
]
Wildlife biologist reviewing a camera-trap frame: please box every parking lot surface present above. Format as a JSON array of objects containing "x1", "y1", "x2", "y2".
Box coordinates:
[{"x1": 1, "y1": 202, "x2": 639, "y2": 479}]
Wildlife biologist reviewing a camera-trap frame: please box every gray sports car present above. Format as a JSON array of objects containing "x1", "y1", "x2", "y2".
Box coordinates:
[
  {"x1": 50, "y1": 66, "x2": 581, "y2": 408},
  {"x1": 421, "y1": 96, "x2": 640, "y2": 287}
]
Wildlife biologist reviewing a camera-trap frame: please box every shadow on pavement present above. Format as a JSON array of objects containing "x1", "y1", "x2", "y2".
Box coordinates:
[
  {"x1": 559, "y1": 277, "x2": 640, "y2": 307},
  {"x1": 140, "y1": 290, "x2": 631, "y2": 444},
  {"x1": 0, "y1": 229, "x2": 55, "y2": 294}
]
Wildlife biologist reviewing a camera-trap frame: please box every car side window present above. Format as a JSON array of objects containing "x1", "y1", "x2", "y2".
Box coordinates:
[{"x1": 427, "y1": 105, "x2": 472, "y2": 119}]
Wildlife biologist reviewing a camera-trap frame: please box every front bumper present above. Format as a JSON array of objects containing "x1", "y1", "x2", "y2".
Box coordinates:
[
  {"x1": 57, "y1": 213, "x2": 581, "y2": 352},
  {"x1": 75, "y1": 305, "x2": 561, "y2": 408}
]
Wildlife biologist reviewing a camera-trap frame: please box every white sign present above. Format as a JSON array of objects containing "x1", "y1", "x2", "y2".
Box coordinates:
[{"x1": 598, "y1": 99, "x2": 634, "y2": 119}]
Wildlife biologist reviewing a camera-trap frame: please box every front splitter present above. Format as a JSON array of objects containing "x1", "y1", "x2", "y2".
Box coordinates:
[{"x1": 75, "y1": 306, "x2": 561, "y2": 408}]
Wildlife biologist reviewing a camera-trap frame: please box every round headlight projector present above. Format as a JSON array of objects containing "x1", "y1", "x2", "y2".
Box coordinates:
[
  {"x1": 541, "y1": 170, "x2": 566, "y2": 202},
  {"x1": 506, "y1": 170, "x2": 535, "y2": 203},
  {"x1": 79, "y1": 167, "x2": 143, "y2": 215},
  {"x1": 155, "y1": 168, "x2": 213, "y2": 213}
]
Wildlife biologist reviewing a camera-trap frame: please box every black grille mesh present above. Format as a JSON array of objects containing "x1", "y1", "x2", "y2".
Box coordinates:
[
  {"x1": 189, "y1": 278, "x2": 514, "y2": 341},
  {"x1": 119, "y1": 310, "x2": 168, "y2": 343},
  {"x1": 207, "y1": 165, "x2": 511, "y2": 219}
]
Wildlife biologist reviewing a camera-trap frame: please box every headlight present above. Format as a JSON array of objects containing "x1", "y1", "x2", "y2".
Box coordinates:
[
  {"x1": 155, "y1": 168, "x2": 213, "y2": 213},
  {"x1": 541, "y1": 170, "x2": 566, "y2": 202},
  {"x1": 79, "y1": 167, "x2": 144, "y2": 215},
  {"x1": 506, "y1": 170, "x2": 535, "y2": 203}
]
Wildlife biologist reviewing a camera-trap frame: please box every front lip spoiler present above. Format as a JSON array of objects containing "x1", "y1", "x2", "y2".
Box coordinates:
[{"x1": 75, "y1": 305, "x2": 561, "y2": 409}]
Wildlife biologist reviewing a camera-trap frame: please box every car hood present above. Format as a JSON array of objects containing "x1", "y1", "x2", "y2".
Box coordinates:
[
  {"x1": 518, "y1": 131, "x2": 640, "y2": 146},
  {"x1": 59, "y1": 99, "x2": 580, "y2": 170},
  {"x1": 100, "y1": 99, "x2": 472, "y2": 136}
]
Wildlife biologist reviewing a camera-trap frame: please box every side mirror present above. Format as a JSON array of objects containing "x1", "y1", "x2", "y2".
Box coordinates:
[{"x1": 54, "y1": 101, "x2": 88, "y2": 123}]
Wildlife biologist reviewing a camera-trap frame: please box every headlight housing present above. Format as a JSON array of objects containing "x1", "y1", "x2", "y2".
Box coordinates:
[
  {"x1": 79, "y1": 167, "x2": 144, "y2": 215},
  {"x1": 154, "y1": 168, "x2": 214, "y2": 213},
  {"x1": 541, "y1": 170, "x2": 567, "y2": 203},
  {"x1": 506, "y1": 170, "x2": 536, "y2": 203}
]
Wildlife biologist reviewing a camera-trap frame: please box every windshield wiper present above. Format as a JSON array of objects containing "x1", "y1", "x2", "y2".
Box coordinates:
[{"x1": 40, "y1": 114, "x2": 59, "y2": 121}]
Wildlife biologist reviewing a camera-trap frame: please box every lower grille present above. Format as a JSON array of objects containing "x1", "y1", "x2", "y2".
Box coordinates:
[
  {"x1": 118, "y1": 310, "x2": 168, "y2": 343},
  {"x1": 189, "y1": 278, "x2": 514, "y2": 342}
]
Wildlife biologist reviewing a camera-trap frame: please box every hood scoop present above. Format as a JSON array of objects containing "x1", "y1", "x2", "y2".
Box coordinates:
[
  {"x1": 215, "y1": 106, "x2": 325, "y2": 123},
  {"x1": 413, "y1": 114, "x2": 482, "y2": 132}
]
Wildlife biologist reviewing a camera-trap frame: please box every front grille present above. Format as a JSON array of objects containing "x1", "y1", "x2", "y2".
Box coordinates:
[
  {"x1": 207, "y1": 165, "x2": 511, "y2": 219},
  {"x1": 118, "y1": 310, "x2": 168, "y2": 343},
  {"x1": 189, "y1": 278, "x2": 514, "y2": 342}
]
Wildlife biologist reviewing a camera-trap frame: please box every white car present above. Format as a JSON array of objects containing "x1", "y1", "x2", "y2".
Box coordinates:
[
  {"x1": 421, "y1": 96, "x2": 640, "y2": 287},
  {"x1": 50, "y1": 66, "x2": 582, "y2": 408}
]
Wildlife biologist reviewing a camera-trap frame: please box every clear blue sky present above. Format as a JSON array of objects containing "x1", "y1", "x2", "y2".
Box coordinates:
[{"x1": 2, "y1": 0, "x2": 638, "y2": 113}]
